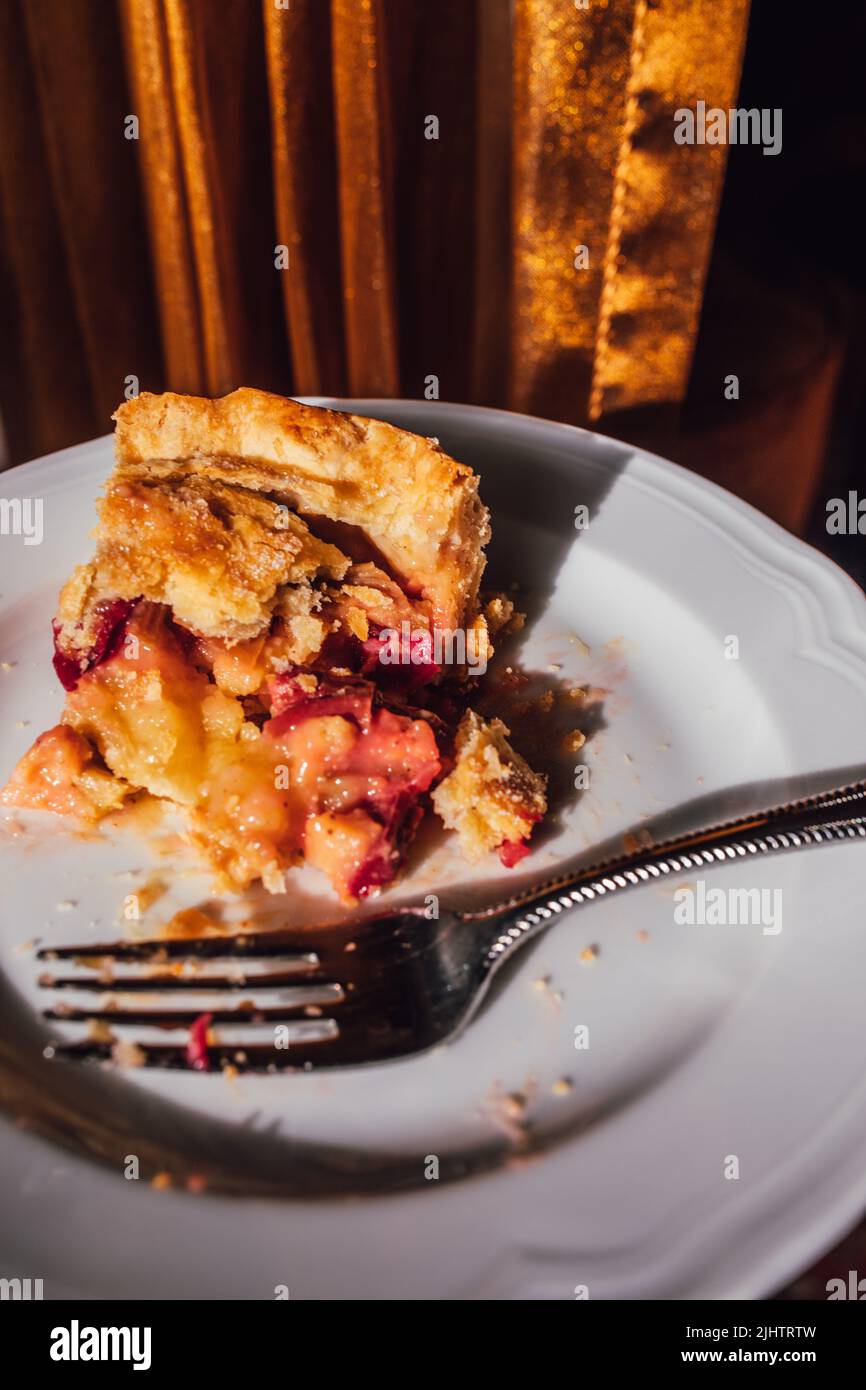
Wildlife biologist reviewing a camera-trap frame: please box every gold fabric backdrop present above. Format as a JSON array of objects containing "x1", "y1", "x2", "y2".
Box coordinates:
[{"x1": 0, "y1": 0, "x2": 750, "y2": 465}]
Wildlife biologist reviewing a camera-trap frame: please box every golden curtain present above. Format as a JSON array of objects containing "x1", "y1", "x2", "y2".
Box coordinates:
[{"x1": 0, "y1": 0, "x2": 750, "y2": 466}]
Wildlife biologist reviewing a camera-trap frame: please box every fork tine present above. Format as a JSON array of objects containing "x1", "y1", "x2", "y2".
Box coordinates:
[
  {"x1": 44, "y1": 986, "x2": 344, "y2": 1026},
  {"x1": 46, "y1": 1026, "x2": 343, "y2": 1072},
  {"x1": 41, "y1": 1007, "x2": 411, "y2": 1070},
  {"x1": 38, "y1": 966, "x2": 329, "y2": 991},
  {"x1": 36, "y1": 934, "x2": 326, "y2": 962},
  {"x1": 45, "y1": 1038, "x2": 419, "y2": 1071},
  {"x1": 42, "y1": 989, "x2": 429, "y2": 1071}
]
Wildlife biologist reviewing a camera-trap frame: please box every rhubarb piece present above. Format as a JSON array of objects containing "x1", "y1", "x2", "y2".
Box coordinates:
[
  {"x1": 186, "y1": 1012, "x2": 213, "y2": 1071},
  {"x1": 52, "y1": 596, "x2": 135, "y2": 691}
]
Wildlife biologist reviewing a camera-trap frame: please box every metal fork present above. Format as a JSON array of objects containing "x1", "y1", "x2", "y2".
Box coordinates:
[{"x1": 36, "y1": 777, "x2": 866, "y2": 1072}]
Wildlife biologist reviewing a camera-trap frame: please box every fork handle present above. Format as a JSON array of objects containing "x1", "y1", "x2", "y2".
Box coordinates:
[{"x1": 471, "y1": 778, "x2": 866, "y2": 969}]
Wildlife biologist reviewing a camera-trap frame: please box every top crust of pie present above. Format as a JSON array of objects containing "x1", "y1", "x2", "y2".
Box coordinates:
[
  {"x1": 55, "y1": 463, "x2": 352, "y2": 656},
  {"x1": 112, "y1": 389, "x2": 490, "y2": 631}
]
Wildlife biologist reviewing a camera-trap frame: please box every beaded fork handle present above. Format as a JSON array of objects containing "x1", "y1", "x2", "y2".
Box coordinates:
[{"x1": 468, "y1": 779, "x2": 866, "y2": 967}]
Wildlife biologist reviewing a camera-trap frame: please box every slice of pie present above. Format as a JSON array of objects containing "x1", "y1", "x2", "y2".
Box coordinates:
[{"x1": 2, "y1": 390, "x2": 546, "y2": 901}]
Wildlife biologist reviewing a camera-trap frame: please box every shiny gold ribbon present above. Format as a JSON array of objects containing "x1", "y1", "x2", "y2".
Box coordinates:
[
  {"x1": 589, "y1": 0, "x2": 751, "y2": 420},
  {"x1": 512, "y1": 0, "x2": 750, "y2": 425}
]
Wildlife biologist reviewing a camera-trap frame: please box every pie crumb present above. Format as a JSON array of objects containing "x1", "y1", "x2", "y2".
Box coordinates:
[
  {"x1": 159, "y1": 907, "x2": 223, "y2": 939},
  {"x1": 112, "y1": 1039, "x2": 147, "y2": 1069}
]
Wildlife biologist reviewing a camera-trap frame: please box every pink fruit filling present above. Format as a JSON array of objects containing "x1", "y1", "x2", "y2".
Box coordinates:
[
  {"x1": 265, "y1": 671, "x2": 443, "y2": 897},
  {"x1": 498, "y1": 838, "x2": 531, "y2": 868},
  {"x1": 186, "y1": 1012, "x2": 213, "y2": 1071},
  {"x1": 52, "y1": 598, "x2": 136, "y2": 691},
  {"x1": 359, "y1": 625, "x2": 441, "y2": 688}
]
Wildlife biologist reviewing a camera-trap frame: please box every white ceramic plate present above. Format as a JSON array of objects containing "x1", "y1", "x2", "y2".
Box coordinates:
[{"x1": 1, "y1": 400, "x2": 866, "y2": 1300}]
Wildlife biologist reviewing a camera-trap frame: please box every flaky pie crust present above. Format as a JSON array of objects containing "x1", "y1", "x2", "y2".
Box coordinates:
[{"x1": 112, "y1": 389, "x2": 490, "y2": 632}]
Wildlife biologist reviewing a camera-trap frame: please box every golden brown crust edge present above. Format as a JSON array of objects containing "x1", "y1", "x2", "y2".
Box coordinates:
[{"x1": 112, "y1": 389, "x2": 490, "y2": 630}]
